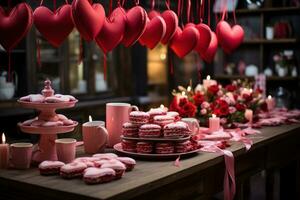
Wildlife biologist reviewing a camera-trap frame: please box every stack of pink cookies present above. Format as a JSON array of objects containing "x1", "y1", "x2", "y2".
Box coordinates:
[
  {"x1": 122, "y1": 109, "x2": 189, "y2": 139},
  {"x1": 38, "y1": 153, "x2": 136, "y2": 185},
  {"x1": 121, "y1": 109, "x2": 195, "y2": 154},
  {"x1": 22, "y1": 114, "x2": 75, "y2": 127}
]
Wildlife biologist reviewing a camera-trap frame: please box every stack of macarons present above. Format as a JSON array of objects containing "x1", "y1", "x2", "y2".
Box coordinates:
[
  {"x1": 121, "y1": 140, "x2": 199, "y2": 154},
  {"x1": 38, "y1": 153, "x2": 136, "y2": 185},
  {"x1": 122, "y1": 109, "x2": 189, "y2": 139}
]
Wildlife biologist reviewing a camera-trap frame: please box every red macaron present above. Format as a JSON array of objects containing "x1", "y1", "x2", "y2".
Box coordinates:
[{"x1": 139, "y1": 124, "x2": 162, "y2": 138}]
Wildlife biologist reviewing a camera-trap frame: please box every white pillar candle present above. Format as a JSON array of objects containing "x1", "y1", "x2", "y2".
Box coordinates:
[
  {"x1": 245, "y1": 109, "x2": 253, "y2": 124},
  {"x1": 209, "y1": 114, "x2": 220, "y2": 132},
  {"x1": 266, "y1": 95, "x2": 275, "y2": 111}
]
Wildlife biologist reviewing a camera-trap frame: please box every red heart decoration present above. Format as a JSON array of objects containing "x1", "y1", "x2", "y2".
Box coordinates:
[
  {"x1": 169, "y1": 26, "x2": 199, "y2": 58},
  {"x1": 96, "y1": 7, "x2": 126, "y2": 53},
  {"x1": 148, "y1": 10, "x2": 178, "y2": 44},
  {"x1": 0, "y1": 3, "x2": 33, "y2": 51},
  {"x1": 139, "y1": 15, "x2": 166, "y2": 49},
  {"x1": 121, "y1": 6, "x2": 147, "y2": 47},
  {"x1": 72, "y1": 0, "x2": 105, "y2": 41},
  {"x1": 33, "y1": 5, "x2": 74, "y2": 48},
  {"x1": 194, "y1": 23, "x2": 212, "y2": 54},
  {"x1": 200, "y1": 31, "x2": 218, "y2": 63},
  {"x1": 216, "y1": 21, "x2": 244, "y2": 54}
]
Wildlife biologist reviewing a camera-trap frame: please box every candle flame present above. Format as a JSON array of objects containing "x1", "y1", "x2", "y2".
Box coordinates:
[
  {"x1": 181, "y1": 91, "x2": 186, "y2": 96},
  {"x1": 249, "y1": 89, "x2": 253, "y2": 93},
  {"x1": 187, "y1": 86, "x2": 191, "y2": 92},
  {"x1": 268, "y1": 95, "x2": 272, "y2": 99},
  {"x1": 212, "y1": 114, "x2": 216, "y2": 118},
  {"x1": 89, "y1": 115, "x2": 92, "y2": 122},
  {"x1": 2, "y1": 133, "x2": 5, "y2": 144},
  {"x1": 206, "y1": 75, "x2": 211, "y2": 80}
]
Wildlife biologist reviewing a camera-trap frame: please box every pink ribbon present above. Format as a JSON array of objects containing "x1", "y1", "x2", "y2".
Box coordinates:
[{"x1": 201, "y1": 144, "x2": 235, "y2": 200}]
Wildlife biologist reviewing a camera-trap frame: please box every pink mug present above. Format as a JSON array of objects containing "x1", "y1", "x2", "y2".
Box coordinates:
[
  {"x1": 55, "y1": 138, "x2": 76, "y2": 163},
  {"x1": 181, "y1": 118, "x2": 200, "y2": 134},
  {"x1": 10, "y1": 143, "x2": 33, "y2": 169},
  {"x1": 106, "y1": 103, "x2": 138, "y2": 147},
  {"x1": 82, "y1": 121, "x2": 108, "y2": 154}
]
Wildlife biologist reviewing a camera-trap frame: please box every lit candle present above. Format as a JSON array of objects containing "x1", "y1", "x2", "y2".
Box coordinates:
[
  {"x1": 209, "y1": 114, "x2": 220, "y2": 132},
  {"x1": 160, "y1": 104, "x2": 168, "y2": 112},
  {"x1": 0, "y1": 133, "x2": 9, "y2": 169},
  {"x1": 187, "y1": 86, "x2": 192, "y2": 92},
  {"x1": 203, "y1": 75, "x2": 217, "y2": 90},
  {"x1": 266, "y1": 95, "x2": 275, "y2": 111},
  {"x1": 89, "y1": 115, "x2": 92, "y2": 122},
  {"x1": 181, "y1": 91, "x2": 187, "y2": 99},
  {"x1": 244, "y1": 109, "x2": 253, "y2": 124}
]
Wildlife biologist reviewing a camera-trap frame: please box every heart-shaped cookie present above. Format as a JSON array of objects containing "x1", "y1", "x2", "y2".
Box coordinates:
[
  {"x1": 33, "y1": 5, "x2": 74, "y2": 47},
  {"x1": 0, "y1": 3, "x2": 33, "y2": 51}
]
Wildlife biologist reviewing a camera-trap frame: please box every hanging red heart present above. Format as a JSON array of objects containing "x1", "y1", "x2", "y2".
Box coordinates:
[
  {"x1": 0, "y1": 3, "x2": 33, "y2": 51},
  {"x1": 72, "y1": 0, "x2": 105, "y2": 41},
  {"x1": 33, "y1": 5, "x2": 74, "y2": 48},
  {"x1": 169, "y1": 26, "x2": 199, "y2": 58},
  {"x1": 121, "y1": 6, "x2": 147, "y2": 47},
  {"x1": 200, "y1": 31, "x2": 218, "y2": 63},
  {"x1": 148, "y1": 10, "x2": 178, "y2": 44},
  {"x1": 195, "y1": 23, "x2": 212, "y2": 55},
  {"x1": 139, "y1": 15, "x2": 166, "y2": 49},
  {"x1": 216, "y1": 21, "x2": 244, "y2": 54},
  {"x1": 96, "y1": 7, "x2": 126, "y2": 53}
]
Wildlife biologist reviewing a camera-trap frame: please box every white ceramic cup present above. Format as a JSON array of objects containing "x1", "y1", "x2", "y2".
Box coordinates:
[{"x1": 181, "y1": 118, "x2": 200, "y2": 134}]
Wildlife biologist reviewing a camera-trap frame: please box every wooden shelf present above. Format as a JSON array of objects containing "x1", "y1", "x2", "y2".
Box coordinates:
[
  {"x1": 235, "y1": 6, "x2": 300, "y2": 14},
  {"x1": 243, "y1": 38, "x2": 299, "y2": 44},
  {"x1": 215, "y1": 75, "x2": 298, "y2": 81}
]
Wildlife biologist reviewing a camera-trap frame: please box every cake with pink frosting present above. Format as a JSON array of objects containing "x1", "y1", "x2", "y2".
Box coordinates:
[
  {"x1": 60, "y1": 162, "x2": 87, "y2": 179},
  {"x1": 101, "y1": 160, "x2": 126, "y2": 179},
  {"x1": 39, "y1": 161, "x2": 65, "y2": 175},
  {"x1": 116, "y1": 157, "x2": 136, "y2": 171},
  {"x1": 83, "y1": 167, "x2": 116, "y2": 184}
]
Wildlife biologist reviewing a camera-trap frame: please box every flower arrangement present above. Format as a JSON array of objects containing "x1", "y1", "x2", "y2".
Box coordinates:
[{"x1": 169, "y1": 77, "x2": 268, "y2": 128}]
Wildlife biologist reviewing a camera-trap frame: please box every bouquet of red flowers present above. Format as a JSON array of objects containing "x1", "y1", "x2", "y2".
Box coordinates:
[{"x1": 170, "y1": 79, "x2": 268, "y2": 128}]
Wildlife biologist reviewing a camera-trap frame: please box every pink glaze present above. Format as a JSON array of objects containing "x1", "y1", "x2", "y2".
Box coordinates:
[
  {"x1": 116, "y1": 157, "x2": 136, "y2": 165},
  {"x1": 39, "y1": 161, "x2": 65, "y2": 169},
  {"x1": 129, "y1": 111, "x2": 150, "y2": 124},
  {"x1": 139, "y1": 124, "x2": 162, "y2": 137},
  {"x1": 147, "y1": 108, "x2": 167, "y2": 119},
  {"x1": 101, "y1": 160, "x2": 126, "y2": 170},
  {"x1": 153, "y1": 115, "x2": 174, "y2": 126},
  {"x1": 92, "y1": 153, "x2": 118, "y2": 159},
  {"x1": 84, "y1": 167, "x2": 116, "y2": 178},
  {"x1": 20, "y1": 94, "x2": 45, "y2": 102},
  {"x1": 60, "y1": 162, "x2": 87, "y2": 173}
]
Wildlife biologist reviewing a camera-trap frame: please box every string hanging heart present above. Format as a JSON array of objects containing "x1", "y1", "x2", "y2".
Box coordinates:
[
  {"x1": 72, "y1": 0, "x2": 105, "y2": 41},
  {"x1": 33, "y1": 0, "x2": 74, "y2": 48}
]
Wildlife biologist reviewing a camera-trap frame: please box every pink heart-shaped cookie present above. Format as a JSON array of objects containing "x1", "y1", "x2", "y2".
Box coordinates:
[
  {"x1": 139, "y1": 15, "x2": 166, "y2": 49},
  {"x1": 96, "y1": 7, "x2": 126, "y2": 53},
  {"x1": 216, "y1": 21, "x2": 244, "y2": 54},
  {"x1": 169, "y1": 26, "x2": 199, "y2": 58},
  {"x1": 33, "y1": 5, "x2": 74, "y2": 47},
  {"x1": 72, "y1": 0, "x2": 105, "y2": 41},
  {"x1": 148, "y1": 10, "x2": 178, "y2": 44},
  {"x1": 0, "y1": 3, "x2": 33, "y2": 51},
  {"x1": 200, "y1": 31, "x2": 218, "y2": 63},
  {"x1": 121, "y1": 6, "x2": 147, "y2": 47}
]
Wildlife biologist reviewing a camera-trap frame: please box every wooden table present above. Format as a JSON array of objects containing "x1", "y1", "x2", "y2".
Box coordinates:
[{"x1": 1, "y1": 124, "x2": 300, "y2": 200}]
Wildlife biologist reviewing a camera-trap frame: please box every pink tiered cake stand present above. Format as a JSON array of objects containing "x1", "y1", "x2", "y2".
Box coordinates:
[{"x1": 18, "y1": 80, "x2": 78, "y2": 163}]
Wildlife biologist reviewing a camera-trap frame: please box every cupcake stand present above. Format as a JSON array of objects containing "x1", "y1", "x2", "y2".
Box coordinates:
[{"x1": 18, "y1": 80, "x2": 78, "y2": 163}]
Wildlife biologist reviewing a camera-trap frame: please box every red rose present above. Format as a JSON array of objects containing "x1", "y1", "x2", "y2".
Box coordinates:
[
  {"x1": 179, "y1": 98, "x2": 188, "y2": 107},
  {"x1": 219, "y1": 105, "x2": 229, "y2": 116},
  {"x1": 193, "y1": 92, "x2": 204, "y2": 106},
  {"x1": 182, "y1": 102, "x2": 197, "y2": 117},
  {"x1": 236, "y1": 103, "x2": 246, "y2": 111},
  {"x1": 207, "y1": 84, "x2": 219, "y2": 94},
  {"x1": 169, "y1": 97, "x2": 179, "y2": 111},
  {"x1": 225, "y1": 84, "x2": 237, "y2": 92},
  {"x1": 242, "y1": 94, "x2": 253, "y2": 102},
  {"x1": 217, "y1": 99, "x2": 229, "y2": 107}
]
